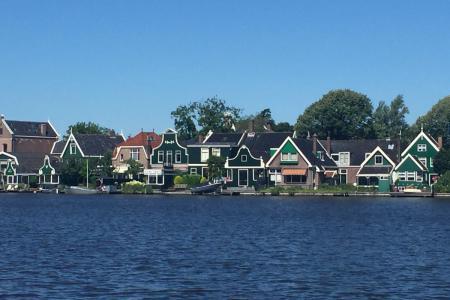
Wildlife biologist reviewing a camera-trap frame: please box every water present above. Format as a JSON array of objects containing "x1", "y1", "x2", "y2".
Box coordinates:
[{"x1": 1, "y1": 194, "x2": 450, "y2": 299}]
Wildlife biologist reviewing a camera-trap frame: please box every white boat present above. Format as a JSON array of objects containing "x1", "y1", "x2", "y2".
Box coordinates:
[{"x1": 66, "y1": 186, "x2": 99, "y2": 195}]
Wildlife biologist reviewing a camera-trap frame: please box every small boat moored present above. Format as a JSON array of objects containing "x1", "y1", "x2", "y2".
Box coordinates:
[{"x1": 65, "y1": 186, "x2": 100, "y2": 195}]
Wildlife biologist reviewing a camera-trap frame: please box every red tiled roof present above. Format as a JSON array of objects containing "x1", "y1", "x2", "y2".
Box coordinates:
[{"x1": 113, "y1": 132, "x2": 161, "y2": 157}]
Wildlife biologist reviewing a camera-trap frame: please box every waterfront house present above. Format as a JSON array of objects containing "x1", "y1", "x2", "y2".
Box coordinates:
[
  {"x1": 321, "y1": 138, "x2": 400, "y2": 186},
  {"x1": 266, "y1": 134, "x2": 337, "y2": 188},
  {"x1": 393, "y1": 128, "x2": 441, "y2": 190},
  {"x1": 0, "y1": 114, "x2": 60, "y2": 188},
  {"x1": 148, "y1": 129, "x2": 189, "y2": 187},
  {"x1": 58, "y1": 132, "x2": 125, "y2": 159},
  {"x1": 111, "y1": 131, "x2": 161, "y2": 179},
  {"x1": 187, "y1": 131, "x2": 246, "y2": 178}
]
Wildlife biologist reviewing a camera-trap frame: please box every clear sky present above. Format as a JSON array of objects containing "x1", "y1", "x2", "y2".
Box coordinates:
[{"x1": 1, "y1": 0, "x2": 449, "y2": 136}]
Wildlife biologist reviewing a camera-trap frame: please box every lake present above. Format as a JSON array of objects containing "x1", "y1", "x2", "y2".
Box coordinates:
[{"x1": 1, "y1": 194, "x2": 450, "y2": 299}]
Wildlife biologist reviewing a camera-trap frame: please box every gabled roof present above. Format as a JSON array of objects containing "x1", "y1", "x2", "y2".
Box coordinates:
[
  {"x1": 321, "y1": 139, "x2": 400, "y2": 165},
  {"x1": 11, "y1": 152, "x2": 61, "y2": 174},
  {"x1": 0, "y1": 151, "x2": 19, "y2": 164},
  {"x1": 357, "y1": 147, "x2": 396, "y2": 176},
  {"x1": 242, "y1": 132, "x2": 293, "y2": 162},
  {"x1": 394, "y1": 153, "x2": 427, "y2": 171},
  {"x1": 51, "y1": 140, "x2": 66, "y2": 155},
  {"x1": 4, "y1": 120, "x2": 58, "y2": 138},
  {"x1": 112, "y1": 131, "x2": 161, "y2": 159},
  {"x1": 203, "y1": 132, "x2": 246, "y2": 146},
  {"x1": 401, "y1": 130, "x2": 440, "y2": 157},
  {"x1": 63, "y1": 134, "x2": 125, "y2": 157},
  {"x1": 292, "y1": 138, "x2": 337, "y2": 169}
]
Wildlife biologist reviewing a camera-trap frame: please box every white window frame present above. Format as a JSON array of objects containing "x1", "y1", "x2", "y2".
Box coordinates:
[
  {"x1": 241, "y1": 155, "x2": 247, "y2": 162},
  {"x1": 339, "y1": 152, "x2": 350, "y2": 166},
  {"x1": 190, "y1": 168, "x2": 197, "y2": 175},
  {"x1": 70, "y1": 143, "x2": 77, "y2": 155},
  {"x1": 375, "y1": 155, "x2": 383, "y2": 165},
  {"x1": 175, "y1": 150, "x2": 182, "y2": 163},
  {"x1": 212, "y1": 148, "x2": 221, "y2": 157},
  {"x1": 157, "y1": 151, "x2": 164, "y2": 163},
  {"x1": 226, "y1": 169, "x2": 233, "y2": 181},
  {"x1": 398, "y1": 171, "x2": 406, "y2": 181},
  {"x1": 406, "y1": 172, "x2": 416, "y2": 181},
  {"x1": 130, "y1": 148, "x2": 140, "y2": 161},
  {"x1": 430, "y1": 158, "x2": 434, "y2": 168},
  {"x1": 201, "y1": 148, "x2": 209, "y2": 162},
  {"x1": 339, "y1": 169, "x2": 347, "y2": 175},
  {"x1": 417, "y1": 144, "x2": 427, "y2": 152},
  {"x1": 281, "y1": 153, "x2": 298, "y2": 162},
  {"x1": 238, "y1": 169, "x2": 248, "y2": 187}
]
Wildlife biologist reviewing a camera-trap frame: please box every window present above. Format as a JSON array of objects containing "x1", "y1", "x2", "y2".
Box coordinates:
[
  {"x1": 3, "y1": 144, "x2": 7, "y2": 152},
  {"x1": 281, "y1": 153, "x2": 298, "y2": 161},
  {"x1": 375, "y1": 155, "x2": 383, "y2": 165},
  {"x1": 175, "y1": 150, "x2": 182, "y2": 163},
  {"x1": 282, "y1": 153, "x2": 289, "y2": 161},
  {"x1": 407, "y1": 172, "x2": 415, "y2": 181},
  {"x1": 417, "y1": 144, "x2": 427, "y2": 152},
  {"x1": 430, "y1": 158, "x2": 434, "y2": 168},
  {"x1": 339, "y1": 169, "x2": 347, "y2": 174},
  {"x1": 316, "y1": 151, "x2": 324, "y2": 161},
  {"x1": 241, "y1": 155, "x2": 247, "y2": 162},
  {"x1": 339, "y1": 152, "x2": 350, "y2": 166},
  {"x1": 416, "y1": 173, "x2": 423, "y2": 182},
  {"x1": 212, "y1": 148, "x2": 221, "y2": 157},
  {"x1": 190, "y1": 168, "x2": 197, "y2": 175},
  {"x1": 166, "y1": 151, "x2": 173, "y2": 164},
  {"x1": 69, "y1": 143, "x2": 77, "y2": 155},
  {"x1": 158, "y1": 151, "x2": 164, "y2": 163},
  {"x1": 201, "y1": 148, "x2": 209, "y2": 162},
  {"x1": 131, "y1": 148, "x2": 139, "y2": 161},
  {"x1": 226, "y1": 169, "x2": 233, "y2": 181},
  {"x1": 398, "y1": 172, "x2": 406, "y2": 181},
  {"x1": 284, "y1": 175, "x2": 307, "y2": 184},
  {"x1": 120, "y1": 154, "x2": 124, "y2": 162},
  {"x1": 418, "y1": 157, "x2": 427, "y2": 167}
]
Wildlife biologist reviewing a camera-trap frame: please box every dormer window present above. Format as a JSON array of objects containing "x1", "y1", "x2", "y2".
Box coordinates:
[
  {"x1": 417, "y1": 144, "x2": 427, "y2": 152},
  {"x1": 339, "y1": 152, "x2": 350, "y2": 166},
  {"x1": 375, "y1": 155, "x2": 383, "y2": 165},
  {"x1": 69, "y1": 143, "x2": 77, "y2": 155},
  {"x1": 316, "y1": 151, "x2": 324, "y2": 161},
  {"x1": 201, "y1": 148, "x2": 209, "y2": 162},
  {"x1": 131, "y1": 148, "x2": 140, "y2": 161}
]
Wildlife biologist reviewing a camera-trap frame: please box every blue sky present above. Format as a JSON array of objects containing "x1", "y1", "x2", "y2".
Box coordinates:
[{"x1": 1, "y1": 0, "x2": 449, "y2": 136}]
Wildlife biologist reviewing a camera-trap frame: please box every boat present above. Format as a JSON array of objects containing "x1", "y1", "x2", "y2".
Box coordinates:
[
  {"x1": 65, "y1": 186, "x2": 99, "y2": 195},
  {"x1": 191, "y1": 183, "x2": 222, "y2": 195},
  {"x1": 390, "y1": 188, "x2": 433, "y2": 197}
]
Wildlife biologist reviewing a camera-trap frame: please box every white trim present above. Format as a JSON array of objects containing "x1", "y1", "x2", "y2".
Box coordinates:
[
  {"x1": 359, "y1": 146, "x2": 396, "y2": 169},
  {"x1": 225, "y1": 145, "x2": 265, "y2": 168},
  {"x1": 237, "y1": 131, "x2": 247, "y2": 146},
  {"x1": 266, "y1": 136, "x2": 313, "y2": 168},
  {"x1": 203, "y1": 130, "x2": 214, "y2": 143},
  {"x1": 188, "y1": 163, "x2": 208, "y2": 167},
  {"x1": 39, "y1": 155, "x2": 56, "y2": 175},
  {"x1": 0, "y1": 152, "x2": 19, "y2": 165},
  {"x1": 237, "y1": 169, "x2": 249, "y2": 187},
  {"x1": 187, "y1": 144, "x2": 231, "y2": 148},
  {"x1": 60, "y1": 133, "x2": 85, "y2": 158},
  {"x1": 113, "y1": 146, "x2": 149, "y2": 160},
  {"x1": 150, "y1": 129, "x2": 188, "y2": 163},
  {"x1": 1, "y1": 119, "x2": 13, "y2": 134},
  {"x1": 47, "y1": 120, "x2": 60, "y2": 138},
  {"x1": 394, "y1": 153, "x2": 427, "y2": 171},
  {"x1": 401, "y1": 131, "x2": 440, "y2": 157}
]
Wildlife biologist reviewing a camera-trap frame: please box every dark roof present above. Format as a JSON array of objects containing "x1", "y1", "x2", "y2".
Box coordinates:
[
  {"x1": 243, "y1": 132, "x2": 293, "y2": 162},
  {"x1": 13, "y1": 152, "x2": 61, "y2": 174},
  {"x1": 204, "y1": 132, "x2": 245, "y2": 145},
  {"x1": 358, "y1": 166, "x2": 393, "y2": 175},
  {"x1": 292, "y1": 138, "x2": 337, "y2": 169},
  {"x1": 51, "y1": 140, "x2": 66, "y2": 154},
  {"x1": 5, "y1": 120, "x2": 58, "y2": 137},
  {"x1": 74, "y1": 134, "x2": 125, "y2": 156},
  {"x1": 321, "y1": 139, "x2": 400, "y2": 165}
]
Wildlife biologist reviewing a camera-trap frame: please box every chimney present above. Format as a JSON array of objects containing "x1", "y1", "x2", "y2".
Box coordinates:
[
  {"x1": 326, "y1": 135, "x2": 331, "y2": 154},
  {"x1": 312, "y1": 133, "x2": 317, "y2": 155},
  {"x1": 40, "y1": 123, "x2": 47, "y2": 136},
  {"x1": 265, "y1": 122, "x2": 272, "y2": 132},
  {"x1": 249, "y1": 119, "x2": 255, "y2": 133},
  {"x1": 438, "y1": 136, "x2": 443, "y2": 150},
  {"x1": 198, "y1": 134, "x2": 204, "y2": 143},
  {"x1": 0, "y1": 114, "x2": 4, "y2": 120}
]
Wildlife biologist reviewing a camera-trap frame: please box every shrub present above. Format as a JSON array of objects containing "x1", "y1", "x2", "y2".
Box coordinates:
[
  {"x1": 200, "y1": 176, "x2": 208, "y2": 184},
  {"x1": 434, "y1": 171, "x2": 450, "y2": 193},
  {"x1": 182, "y1": 174, "x2": 202, "y2": 187},
  {"x1": 270, "y1": 186, "x2": 283, "y2": 196},
  {"x1": 174, "y1": 176, "x2": 184, "y2": 185},
  {"x1": 122, "y1": 180, "x2": 146, "y2": 194}
]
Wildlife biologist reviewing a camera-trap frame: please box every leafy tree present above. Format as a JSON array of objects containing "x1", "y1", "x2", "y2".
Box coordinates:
[
  {"x1": 295, "y1": 89, "x2": 373, "y2": 139},
  {"x1": 235, "y1": 108, "x2": 275, "y2": 132},
  {"x1": 408, "y1": 95, "x2": 450, "y2": 142},
  {"x1": 124, "y1": 158, "x2": 144, "y2": 180},
  {"x1": 434, "y1": 171, "x2": 450, "y2": 193},
  {"x1": 207, "y1": 155, "x2": 226, "y2": 180},
  {"x1": 170, "y1": 104, "x2": 198, "y2": 140},
  {"x1": 433, "y1": 148, "x2": 450, "y2": 175},
  {"x1": 60, "y1": 158, "x2": 84, "y2": 185},
  {"x1": 66, "y1": 122, "x2": 115, "y2": 136},
  {"x1": 171, "y1": 97, "x2": 241, "y2": 138},
  {"x1": 273, "y1": 122, "x2": 294, "y2": 132},
  {"x1": 372, "y1": 95, "x2": 410, "y2": 139}
]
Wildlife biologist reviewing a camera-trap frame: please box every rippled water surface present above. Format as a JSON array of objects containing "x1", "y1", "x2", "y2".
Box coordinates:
[{"x1": 1, "y1": 194, "x2": 450, "y2": 299}]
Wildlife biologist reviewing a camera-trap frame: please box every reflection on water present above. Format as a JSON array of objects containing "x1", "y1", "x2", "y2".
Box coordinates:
[{"x1": 1, "y1": 194, "x2": 450, "y2": 299}]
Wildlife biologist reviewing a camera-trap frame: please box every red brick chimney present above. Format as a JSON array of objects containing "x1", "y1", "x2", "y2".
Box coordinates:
[{"x1": 438, "y1": 136, "x2": 443, "y2": 150}]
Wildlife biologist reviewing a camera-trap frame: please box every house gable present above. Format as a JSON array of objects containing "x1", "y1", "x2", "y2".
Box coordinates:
[
  {"x1": 150, "y1": 130, "x2": 188, "y2": 165},
  {"x1": 5, "y1": 160, "x2": 16, "y2": 176},
  {"x1": 226, "y1": 146, "x2": 264, "y2": 168},
  {"x1": 401, "y1": 131, "x2": 439, "y2": 158},
  {"x1": 61, "y1": 134, "x2": 84, "y2": 159},
  {"x1": 266, "y1": 137, "x2": 312, "y2": 168},
  {"x1": 395, "y1": 154, "x2": 426, "y2": 172},
  {"x1": 39, "y1": 155, "x2": 56, "y2": 175}
]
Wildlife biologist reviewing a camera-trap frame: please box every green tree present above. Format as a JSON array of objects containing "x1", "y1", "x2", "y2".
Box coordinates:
[
  {"x1": 273, "y1": 122, "x2": 294, "y2": 132},
  {"x1": 372, "y1": 95, "x2": 410, "y2": 139},
  {"x1": 433, "y1": 148, "x2": 450, "y2": 175},
  {"x1": 66, "y1": 122, "x2": 115, "y2": 136},
  {"x1": 207, "y1": 155, "x2": 226, "y2": 180},
  {"x1": 170, "y1": 104, "x2": 198, "y2": 140},
  {"x1": 295, "y1": 89, "x2": 374, "y2": 139},
  {"x1": 408, "y1": 95, "x2": 450, "y2": 142},
  {"x1": 60, "y1": 158, "x2": 84, "y2": 185},
  {"x1": 124, "y1": 159, "x2": 144, "y2": 180},
  {"x1": 434, "y1": 171, "x2": 450, "y2": 193},
  {"x1": 235, "y1": 108, "x2": 275, "y2": 132}
]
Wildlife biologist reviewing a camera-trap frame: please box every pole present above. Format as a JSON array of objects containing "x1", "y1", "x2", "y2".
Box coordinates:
[{"x1": 86, "y1": 159, "x2": 89, "y2": 188}]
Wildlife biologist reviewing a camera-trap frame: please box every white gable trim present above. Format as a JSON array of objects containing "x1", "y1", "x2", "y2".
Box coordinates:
[
  {"x1": 113, "y1": 146, "x2": 149, "y2": 160},
  {"x1": 225, "y1": 145, "x2": 264, "y2": 168},
  {"x1": 394, "y1": 153, "x2": 427, "y2": 171},
  {"x1": 1, "y1": 119, "x2": 13, "y2": 134},
  {"x1": 266, "y1": 136, "x2": 313, "y2": 168},
  {"x1": 0, "y1": 152, "x2": 19, "y2": 164},
  {"x1": 203, "y1": 130, "x2": 214, "y2": 143},
  {"x1": 39, "y1": 155, "x2": 56, "y2": 175},
  {"x1": 360, "y1": 146, "x2": 396, "y2": 168},
  {"x1": 401, "y1": 131, "x2": 440, "y2": 157},
  {"x1": 150, "y1": 129, "x2": 188, "y2": 162},
  {"x1": 60, "y1": 133, "x2": 85, "y2": 158},
  {"x1": 47, "y1": 120, "x2": 60, "y2": 138}
]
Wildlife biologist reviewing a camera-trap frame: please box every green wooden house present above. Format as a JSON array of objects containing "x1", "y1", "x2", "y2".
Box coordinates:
[
  {"x1": 225, "y1": 145, "x2": 265, "y2": 188},
  {"x1": 148, "y1": 129, "x2": 189, "y2": 187},
  {"x1": 356, "y1": 146, "x2": 397, "y2": 192},
  {"x1": 394, "y1": 128, "x2": 441, "y2": 190}
]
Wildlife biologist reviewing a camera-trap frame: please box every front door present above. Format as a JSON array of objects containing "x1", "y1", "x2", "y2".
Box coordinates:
[{"x1": 238, "y1": 169, "x2": 248, "y2": 187}]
